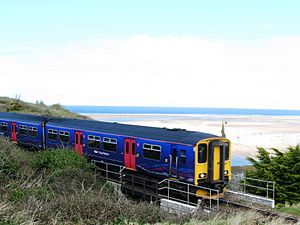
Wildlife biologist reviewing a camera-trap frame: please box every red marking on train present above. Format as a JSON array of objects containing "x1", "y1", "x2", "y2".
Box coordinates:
[
  {"x1": 124, "y1": 138, "x2": 136, "y2": 170},
  {"x1": 74, "y1": 131, "x2": 83, "y2": 155},
  {"x1": 11, "y1": 122, "x2": 17, "y2": 142}
]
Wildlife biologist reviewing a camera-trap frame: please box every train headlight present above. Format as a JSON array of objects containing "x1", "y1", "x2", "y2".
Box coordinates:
[
  {"x1": 199, "y1": 173, "x2": 206, "y2": 178},
  {"x1": 224, "y1": 170, "x2": 229, "y2": 175}
]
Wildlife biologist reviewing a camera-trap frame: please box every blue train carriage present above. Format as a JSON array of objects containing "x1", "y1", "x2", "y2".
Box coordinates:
[
  {"x1": 45, "y1": 118, "x2": 124, "y2": 164},
  {"x1": 44, "y1": 118, "x2": 195, "y2": 177},
  {"x1": 44, "y1": 117, "x2": 231, "y2": 197},
  {"x1": 0, "y1": 112, "x2": 47, "y2": 149}
]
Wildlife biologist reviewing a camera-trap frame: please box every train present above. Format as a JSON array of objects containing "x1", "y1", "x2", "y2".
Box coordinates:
[{"x1": 0, "y1": 112, "x2": 231, "y2": 198}]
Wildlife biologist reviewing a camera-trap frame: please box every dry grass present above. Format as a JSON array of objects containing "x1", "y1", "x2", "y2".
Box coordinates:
[
  {"x1": 0, "y1": 96, "x2": 87, "y2": 119},
  {"x1": 0, "y1": 137, "x2": 177, "y2": 224},
  {"x1": 187, "y1": 210, "x2": 299, "y2": 225},
  {"x1": 0, "y1": 136, "x2": 299, "y2": 225}
]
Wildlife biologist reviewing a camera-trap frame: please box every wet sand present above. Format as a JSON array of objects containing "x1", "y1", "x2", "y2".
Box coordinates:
[{"x1": 87, "y1": 114, "x2": 300, "y2": 160}]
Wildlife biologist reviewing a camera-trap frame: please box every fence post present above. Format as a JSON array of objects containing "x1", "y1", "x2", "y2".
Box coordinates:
[
  {"x1": 187, "y1": 184, "x2": 190, "y2": 204},
  {"x1": 167, "y1": 180, "x2": 170, "y2": 200},
  {"x1": 209, "y1": 189, "x2": 212, "y2": 210},
  {"x1": 132, "y1": 175, "x2": 134, "y2": 195},
  {"x1": 273, "y1": 182, "x2": 275, "y2": 200},
  {"x1": 106, "y1": 163, "x2": 108, "y2": 180},
  {"x1": 120, "y1": 166, "x2": 122, "y2": 183},
  {"x1": 143, "y1": 178, "x2": 146, "y2": 199},
  {"x1": 217, "y1": 190, "x2": 219, "y2": 210}
]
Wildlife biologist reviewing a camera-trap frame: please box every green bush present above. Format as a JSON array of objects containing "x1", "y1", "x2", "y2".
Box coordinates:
[
  {"x1": 8, "y1": 186, "x2": 53, "y2": 203},
  {"x1": 247, "y1": 145, "x2": 300, "y2": 205},
  {"x1": 32, "y1": 149, "x2": 90, "y2": 178},
  {"x1": 0, "y1": 137, "x2": 28, "y2": 178}
]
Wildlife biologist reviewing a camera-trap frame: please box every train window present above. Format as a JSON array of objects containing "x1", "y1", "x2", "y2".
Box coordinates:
[
  {"x1": 28, "y1": 126, "x2": 37, "y2": 137},
  {"x1": 180, "y1": 150, "x2": 186, "y2": 163},
  {"x1": 152, "y1": 145, "x2": 161, "y2": 151},
  {"x1": 103, "y1": 137, "x2": 117, "y2": 152},
  {"x1": 144, "y1": 144, "x2": 151, "y2": 149},
  {"x1": 59, "y1": 131, "x2": 70, "y2": 143},
  {"x1": 75, "y1": 133, "x2": 78, "y2": 144},
  {"x1": 88, "y1": 135, "x2": 101, "y2": 149},
  {"x1": 132, "y1": 142, "x2": 136, "y2": 155},
  {"x1": 80, "y1": 134, "x2": 83, "y2": 145},
  {"x1": 198, "y1": 144, "x2": 207, "y2": 163},
  {"x1": 172, "y1": 149, "x2": 177, "y2": 164},
  {"x1": 48, "y1": 129, "x2": 58, "y2": 141},
  {"x1": 1, "y1": 122, "x2": 8, "y2": 132},
  {"x1": 125, "y1": 142, "x2": 129, "y2": 154},
  {"x1": 143, "y1": 143, "x2": 161, "y2": 161},
  {"x1": 19, "y1": 125, "x2": 27, "y2": 136},
  {"x1": 225, "y1": 142, "x2": 229, "y2": 160}
]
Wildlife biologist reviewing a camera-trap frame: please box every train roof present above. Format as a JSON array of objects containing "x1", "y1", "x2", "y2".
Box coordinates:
[
  {"x1": 0, "y1": 112, "x2": 220, "y2": 145},
  {"x1": 47, "y1": 117, "x2": 219, "y2": 146},
  {"x1": 0, "y1": 112, "x2": 48, "y2": 125}
]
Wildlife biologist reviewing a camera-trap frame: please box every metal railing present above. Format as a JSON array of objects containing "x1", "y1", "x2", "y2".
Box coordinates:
[
  {"x1": 91, "y1": 160, "x2": 223, "y2": 211},
  {"x1": 243, "y1": 177, "x2": 275, "y2": 199},
  {"x1": 91, "y1": 160, "x2": 125, "y2": 183},
  {"x1": 121, "y1": 172, "x2": 159, "y2": 201},
  {"x1": 228, "y1": 175, "x2": 275, "y2": 200},
  {"x1": 158, "y1": 179, "x2": 220, "y2": 211}
]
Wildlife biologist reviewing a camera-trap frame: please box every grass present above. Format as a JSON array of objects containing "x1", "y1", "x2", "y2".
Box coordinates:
[
  {"x1": 0, "y1": 137, "x2": 178, "y2": 224},
  {"x1": 0, "y1": 96, "x2": 86, "y2": 119},
  {"x1": 0, "y1": 136, "x2": 299, "y2": 225},
  {"x1": 276, "y1": 204, "x2": 300, "y2": 217}
]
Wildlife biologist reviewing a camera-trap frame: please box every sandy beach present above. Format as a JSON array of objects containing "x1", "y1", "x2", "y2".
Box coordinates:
[{"x1": 87, "y1": 114, "x2": 300, "y2": 164}]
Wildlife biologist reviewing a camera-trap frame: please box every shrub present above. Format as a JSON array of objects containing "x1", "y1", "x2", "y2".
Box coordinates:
[
  {"x1": 32, "y1": 149, "x2": 90, "y2": 178},
  {"x1": 247, "y1": 145, "x2": 300, "y2": 205},
  {"x1": 0, "y1": 137, "x2": 29, "y2": 178}
]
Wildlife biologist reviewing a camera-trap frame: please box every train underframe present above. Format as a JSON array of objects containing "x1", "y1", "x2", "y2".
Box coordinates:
[{"x1": 91, "y1": 159, "x2": 226, "y2": 207}]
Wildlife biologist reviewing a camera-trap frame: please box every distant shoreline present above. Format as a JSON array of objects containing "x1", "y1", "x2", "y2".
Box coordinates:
[{"x1": 65, "y1": 105, "x2": 300, "y2": 116}]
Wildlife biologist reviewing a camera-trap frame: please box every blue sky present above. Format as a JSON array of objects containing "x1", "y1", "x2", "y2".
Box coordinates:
[
  {"x1": 0, "y1": 1, "x2": 299, "y2": 109},
  {"x1": 1, "y1": 0, "x2": 299, "y2": 48}
]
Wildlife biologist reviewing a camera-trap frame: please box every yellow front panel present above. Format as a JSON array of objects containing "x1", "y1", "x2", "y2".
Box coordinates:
[
  {"x1": 213, "y1": 146, "x2": 220, "y2": 180},
  {"x1": 194, "y1": 140, "x2": 209, "y2": 185},
  {"x1": 194, "y1": 138, "x2": 232, "y2": 187}
]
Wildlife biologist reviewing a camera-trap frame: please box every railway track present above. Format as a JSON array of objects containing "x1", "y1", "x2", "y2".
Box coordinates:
[{"x1": 219, "y1": 199, "x2": 299, "y2": 224}]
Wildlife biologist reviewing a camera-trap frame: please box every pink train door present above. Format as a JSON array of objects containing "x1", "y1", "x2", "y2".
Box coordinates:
[
  {"x1": 11, "y1": 122, "x2": 17, "y2": 142},
  {"x1": 124, "y1": 138, "x2": 136, "y2": 170},
  {"x1": 74, "y1": 131, "x2": 83, "y2": 155}
]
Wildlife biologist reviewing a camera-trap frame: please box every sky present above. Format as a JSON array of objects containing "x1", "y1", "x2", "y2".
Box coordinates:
[{"x1": 0, "y1": 1, "x2": 300, "y2": 109}]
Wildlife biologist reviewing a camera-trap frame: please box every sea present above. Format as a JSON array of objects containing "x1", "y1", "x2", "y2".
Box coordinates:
[
  {"x1": 65, "y1": 106, "x2": 300, "y2": 116},
  {"x1": 64, "y1": 106, "x2": 300, "y2": 167}
]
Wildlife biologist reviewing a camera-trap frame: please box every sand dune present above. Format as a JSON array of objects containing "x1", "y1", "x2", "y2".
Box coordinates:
[{"x1": 87, "y1": 114, "x2": 300, "y2": 158}]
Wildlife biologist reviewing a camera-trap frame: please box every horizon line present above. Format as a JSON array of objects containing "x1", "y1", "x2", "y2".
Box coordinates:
[{"x1": 64, "y1": 105, "x2": 300, "y2": 112}]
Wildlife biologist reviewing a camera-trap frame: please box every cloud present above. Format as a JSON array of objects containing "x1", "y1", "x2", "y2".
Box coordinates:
[
  {"x1": 262, "y1": 23, "x2": 276, "y2": 29},
  {"x1": 0, "y1": 35, "x2": 299, "y2": 109}
]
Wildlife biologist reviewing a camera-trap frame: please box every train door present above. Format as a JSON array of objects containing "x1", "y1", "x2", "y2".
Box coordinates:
[
  {"x1": 74, "y1": 131, "x2": 83, "y2": 155},
  {"x1": 11, "y1": 122, "x2": 17, "y2": 142},
  {"x1": 208, "y1": 140, "x2": 225, "y2": 182},
  {"x1": 169, "y1": 147, "x2": 179, "y2": 177},
  {"x1": 213, "y1": 146, "x2": 221, "y2": 180},
  {"x1": 124, "y1": 138, "x2": 136, "y2": 170}
]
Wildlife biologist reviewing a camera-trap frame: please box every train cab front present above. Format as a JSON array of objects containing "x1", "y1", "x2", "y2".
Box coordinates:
[{"x1": 194, "y1": 138, "x2": 231, "y2": 198}]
